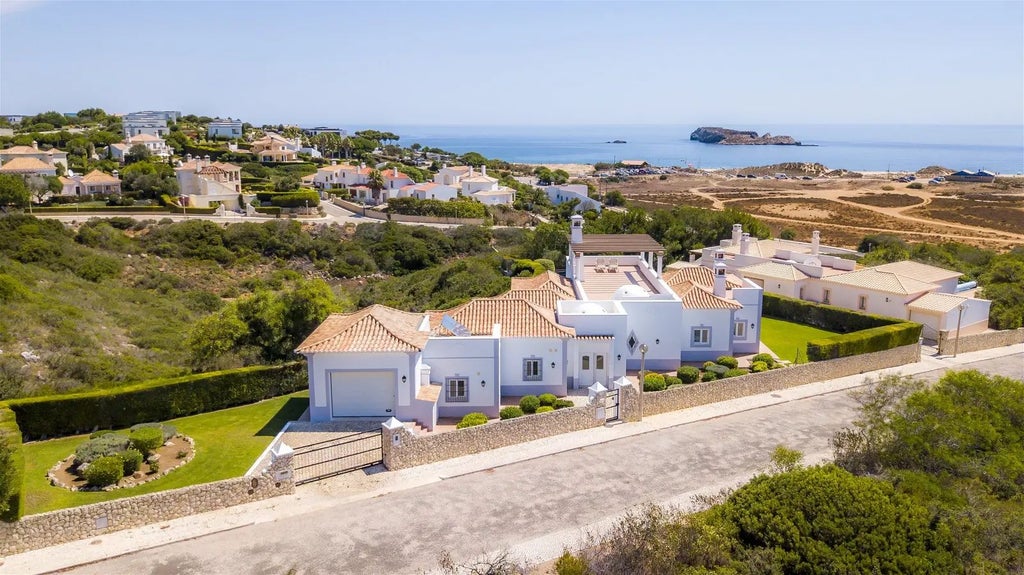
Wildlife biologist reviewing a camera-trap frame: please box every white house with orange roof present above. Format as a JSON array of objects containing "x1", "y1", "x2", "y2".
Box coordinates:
[
  {"x1": 174, "y1": 154, "x2": 250, "y2": 210},
  {"x1": 296, "y1": 216, "x2": 763, "y2": 429},
  {"x1": 58, "y1": 170, "x2": 122, "y2": 196},
  {"x1": 433, "y1": 165, "x2": 472, "y2": 186},
  {"x1": 398, "y1": 182, "x2": 459, "y2": 202},
  {"x1": 0, "y1": 157, "x2": 56, "y2": 177},
  {"x1": 458, "y1": 165, "x2": 515, "y2": 205},
  {"x1": 109, "y1": 133, "x2": 172, "y2": 162},
  {"x1": 1, "y1": 142, "x2": 68, "y2": 172},
  {"x1": 250, "y1": 132, "x2": 301, "y2": 162}
]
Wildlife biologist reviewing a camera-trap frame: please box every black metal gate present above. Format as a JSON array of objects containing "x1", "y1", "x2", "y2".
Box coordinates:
[
  {"x1": 606, "y1": 388, "x2": 620, "y2": 421},
  {"x1": 291, "y1": 430, "x2": 383, "y2": 485}
]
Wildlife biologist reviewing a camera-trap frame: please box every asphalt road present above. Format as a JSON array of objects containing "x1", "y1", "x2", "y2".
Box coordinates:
[{"x1": 60, "y1": 354, "x2": 1022, "y2": 575}]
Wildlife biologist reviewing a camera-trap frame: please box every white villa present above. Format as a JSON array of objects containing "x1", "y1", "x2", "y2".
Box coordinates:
[
  {"x1": 546, "y1": 184, "x2": 602, "y2": 212},
  {"x1": 458, "y1": 165, "x2": 515, "y2": 206},
  {"x1": 109, "y1": 133, "x2": 172, "y2": 162},
  {"x1": 208, "y1": 119, "x2": 243, "y2": 140},
  {"x1": 0, "y1": 157, "x2": 56, "y2": 177},
  {"x1": 250, "y1": 132, "x2": 301, "y2": 162},
  {"x1": 313, "y1": 162, "x2": 415, "y2": 203},
  {"x1": 58, "y1": 170, "x2": 121, "y2": 196},
  {"x1": 1, "y1": 142, "x2": 68, "y2": 172},
  {"x1": 398, "y1": 182, "x2": 459, "y2": 202},
  {"x1": 121, "y1": 112, "x2": 169, "y2": 138},
  {"x1": 296, "y1": 215, "x2": 763, "y2": 429},
  {"x1": 174, "y1": 154, "x2": 251, "y2": 210},
  {"x1": 695, "y1": 225, "x2": 991, "y2": 341}
]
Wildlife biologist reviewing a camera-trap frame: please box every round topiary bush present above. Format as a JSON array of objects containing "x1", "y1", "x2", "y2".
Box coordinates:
[
  {"x1": 702, "y1": 370, "x2": 719, "y2": 382},
  {"x1": 553, "y1": 399, "x2": 575, "y2": 409},
  {"x1": 519, "y1": 395, "x2": 541, "y2": 414},
  {"x1": 129, "y1": 427, "x2": 164, "y2": 455},
  {"x1": 84, "y1": 455, "x2": 124, "y2": 487},
  {"x1": 130, "y1": 422, "x2": 177, "y2": 442},
  {"x1": 456, "y1": 412, "x2": 489, "y2": 429},
  {"x1": 751, "y1": 361, "x2": 769, "y2": 373},
  {"x1": 536, "y1": 406, "x2": 555, "y2": 413},
  {"x1": 643, "y1": 373, "x2": 667, "y2": 391},
  {"x1": 702, "y1": 361, "x2": 716, "y2": 370},
  {"x1": 677, "y1": 365, "x2": 700, "y2": 384},
  {"x1": 723, "y1": 368, "x2": 749, "y2": 378},
  {"x1": 715, "y1": 356, "x2": 739, "y2": 369},
  {"x1": 751, "y1": 353, "x2": 775, "y2": 367},
  {"x1": 499, "y1": 406, "x2": 524, "y2": 420},
  {"x1": 666, "y1": 376, "x2": 683, "y2": 387},
  {"x1": 538, "y1": 393, "x2": 558, "y2": 407},
  {"x1": 119, "y1": 449, "x2": 144, "y2": 475}
]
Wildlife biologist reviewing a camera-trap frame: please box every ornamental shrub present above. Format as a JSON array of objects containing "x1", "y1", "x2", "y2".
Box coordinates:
[
  {"x1": 702, "y1": 361, "x2": 716, "y2": 370},
  {"x1": 702, "y1": 370, "x2": 719, "y2": 382},
  {"x1": 456, "y1": 412, "x2": 489, "y2": 429},
  {"x1": 715, "y1": 356, "x2": 739, "y2": 369},
  {"x1": 676, "y1": 366, "x2": 700, "y2": 384},
  {"x1": 499, "y1": 406, "x2": 524, "y2": 420},
  {"x1": 644, "y1": 373, "x2": 667, "y2": 392},
  {"x1": 751, "y1": 361, "x2": 769, "y2": 373},
  {"x1": 84, "y1": 455, "x2": 124, "y2": 487},
  {"x1": 666, "y1": 376, "x2": 683, "y2": 387},
  {"x1": 538, "y1": 393, "x2": 558, "y2": 407},
  {"x1": 119, "y1": 449, "x2": 143, "y2": 475},
  {"x1": 89, "y1": 430, "x2": 115, "y2": 439},
  {"x1": 723, "y1": 368, "x2": 749, "y2": 378},
  {"x1": 536, "y1": 406, "x2": 555, "y2": 413},
  {"x1": 554, "y1": 551, "x2": 589, "y2": 575},
  {"x1": 519, "y1": 395, "x2": 541, "y2": 414},
  {"x1": 751, "y1": 353, "x2": 775, "y2": 367},
  {"x1": 74, "y1": 433, "x2": 130, "y2": 465},
  {"x1": 129, "y1": 427, "x2": 164, "y2": 455},
  {"x1": 553, "y1": 399, "x2": 575, "y2": 409},
  {"x1": 130, "y1": 422, "x2": 176, "y2": 442}
]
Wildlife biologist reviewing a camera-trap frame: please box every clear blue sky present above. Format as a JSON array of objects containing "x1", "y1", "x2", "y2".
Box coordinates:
[{"x1": 2, "y1": 1, "x2": 1022, "y2": 126}]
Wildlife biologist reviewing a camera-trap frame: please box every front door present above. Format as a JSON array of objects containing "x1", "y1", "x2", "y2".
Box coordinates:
[
  {"x1": 594, "y1": 354, "x2": 607, "y2": 386},
  {"x1": 580, "y1": 354, "x2": 593, "y2": 388}
]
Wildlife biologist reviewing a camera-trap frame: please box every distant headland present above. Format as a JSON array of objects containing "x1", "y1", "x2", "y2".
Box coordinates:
[{"x1": 690, "y1": 126, "x2": 802, "y2": 146}]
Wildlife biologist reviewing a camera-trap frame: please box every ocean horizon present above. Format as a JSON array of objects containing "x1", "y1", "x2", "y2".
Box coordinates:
[{"x1": 337, "y1": 123, "x2": 1024, "y2": 174}]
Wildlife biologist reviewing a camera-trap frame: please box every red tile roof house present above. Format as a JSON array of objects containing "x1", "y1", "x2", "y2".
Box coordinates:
[{"x1": 296, "y1": 216, "x2": 764, "y2": 431}]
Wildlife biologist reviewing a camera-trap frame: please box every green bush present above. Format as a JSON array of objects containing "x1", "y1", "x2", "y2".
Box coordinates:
[
  {"x1": 644, "y1": 373, "x2": 667, "y2": 392},
  {"x1": 0, "y1": 405, "x2": 24, "y2": 521},
  {"x1": 751, "y1": 361, "x2": 769, "y2": 373},
  {"x1": 723, "y1": 368, "x2": 749, "y2": 378},
  {"x1": 129, "y1": 427, "x2": 164, "y2": 455},
  {"x1": 130, "y1": 422, "x2": 176, "y2": 442},
  {"x1": 676, "y1": 366, "x2": 701, "y2": 384},
  {"x1": 751, "y1": 353, "x2": 775, "y2": 367},
  {"x1": 553, "y1": 399, "x2": 575, "y2": 409},
  {"x1": 265, "y1": 190, "x2": 320, "y2": 208},
  {"x1": 665, "y1": 376, "x2": 683, "y2": 387},
  {"x1": 554, "y1": 551, "x2": 589, "y2": 575},
  {"x1": 702, "y1": 370, "x2": 719, "y2": 382},
  {"x1": 907, "y1": 182, "x2": 924, "y2": 189},
  {"x1": 881, "y1": 185, "x2": 895, "y2": 191},
  {"x1": 702, "y1": 361, "x2": 716, "y2": 370},
  {"x1": 74, "y1": 433, "x2": 130, "y2": 465},
  {"x1": 536, "y1": 406, "x2": 555, "y2": 413},
  {"x1": 84, "y1": 455, "x2": 124, "y2": 487},
  {"x1": 119, "y1": 449, "x2": 143, "y2": 475},
  {"x1": 519, "y1": 395, "x2": 541, "y2": 414},
  {"x1": 456, "y1": 412, "x2": 489, "y2": 429},
  {"x1": 254, "y1": 206, "x2": 282, "y2": 216},
  {"x1": 763, "y1": 293, "x2": 900, "y2": 333},
  {"x1": 538, "y1": 393, "x2": 557, "y2": 407},
  {"x1": 715, "y1": 356, "x2": 739, "y2": 369},
  {"x1": 88, "y1": 430, "x2": 115, "y2": 439},
  {"x1": 499, "y1": 406, "x2": 524, "y2": 420},
  {"x1": 807, "y1": 323, "x2": 922, "y2": 361},
  {"x1": 148, "y1": 458, "x2": 160, "y2": 474},
  {"x1": 7, "y1": 363, "x2": 306, "y2": 439}
]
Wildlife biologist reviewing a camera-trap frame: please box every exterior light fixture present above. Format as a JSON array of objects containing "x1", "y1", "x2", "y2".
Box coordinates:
[
  {"x1": 655, "y1": 339, "x2": 660, "y2": 345},
  {"x1": 401, "y1": 375, "x2": 407, "y2": 384},
  {"x1": 551, "y1": 362, "x2": 556, "y2": 369},
  {"x1": 480, "y1": 380, "x2": 486, "y2": 388},
  {"x1": 617, "y1": 354, "x2": 621, "y2": 361}
]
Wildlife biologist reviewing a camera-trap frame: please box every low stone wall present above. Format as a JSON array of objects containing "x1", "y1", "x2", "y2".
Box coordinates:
[
  {"x1": 0, "y1": 470, "x2": 293, "y2": 557},
  {"x1": 332, "y1": 197, "x2": 485, "y2": 225},
  {"x1": 642, "y1": 344, "x2": 921, "y2": 417},
  {"x1": 382, "y1": 400, "x2": 602, "y2": 470},
  {"x1": 936, "y1": 328, "x2": 1024, "y2": 356}
]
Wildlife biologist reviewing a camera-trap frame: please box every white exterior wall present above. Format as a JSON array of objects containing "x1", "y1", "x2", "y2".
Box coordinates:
[
  {"x1": 417, "y1": 184, "x2": 458, "y2": 201},
  {"x1": 499, "y1": 337, "x2": 567, "y2": 396},
  {"x1": 304, "y1": 351, "x2": 418, "y2": 422},
  {"x1": 619, "y1": 299, "x2": 684, "y2": 371},
  {"x1": 557, "y1": 302, "x2": 629, "y2": 387},
  {"x1": 822, "y1": 283, "x2": 922, "y2": 320},
  {"x1": 208, "y1": 122, "x2": 243, "y2": 139},
  {"x1": 123, "y1": 121, "x2": 167, "y2": 138},
  {"x1": 422, "y1": 337, "x2": 501, "y2": 418},
  {"x1": 744, "y1": 274, "x2": 801, "y2": 299},
  {"x1": 461, "y1": 180, "x2": 497, "y2": 194},
  {"x1": 680, "y1": 308, "x2": 734, "y2": 361},
  {"x1": 730, "y1": 282, "x2": 763, "y2": 354}
]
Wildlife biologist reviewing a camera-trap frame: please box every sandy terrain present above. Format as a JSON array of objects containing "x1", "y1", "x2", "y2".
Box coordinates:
[
  {"x1": 521, "y1": 163, "x2": 596, "y2": 177},
  {"x1": 600, "y1": 172, "x2": 1024, "y2": 250}
]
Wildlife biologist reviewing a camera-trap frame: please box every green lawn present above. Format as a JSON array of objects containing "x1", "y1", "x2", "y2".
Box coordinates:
[
  {"x1": 21, "y1": 391, "x2": 309, "y2": 515},
  {"x1": 761, "y1": 317, "x2": 839, "y2": 364}
]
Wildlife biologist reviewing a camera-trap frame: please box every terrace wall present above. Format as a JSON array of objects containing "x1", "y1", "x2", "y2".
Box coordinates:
[{"x1": 936, "y1": 328, "x2": 1024, "y2": 356}]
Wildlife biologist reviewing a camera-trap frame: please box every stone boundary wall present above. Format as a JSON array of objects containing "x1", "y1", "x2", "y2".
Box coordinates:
[
  {"x1": 642, "y1": 344, "x2": 921, "y2": 417},
  {"x1": 382, "y1": 400, "x2": 602, "y2": 470},
  {"x1": 332, "y1": 197, "x2": 485, "y2": 225},
  {"x1": 0, "y1": 471, "x2": 293, "y2": 557},
  {"x1": 936, "y1": 328, "x2": 1024, "y2": 356}
]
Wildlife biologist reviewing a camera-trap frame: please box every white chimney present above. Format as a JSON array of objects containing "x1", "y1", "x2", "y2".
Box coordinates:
[
  {"x1": 360, "y1": 162, "x2": 365, "y2": 170},
  {"x1": 468, "y1": 165, "x2": 474, "y2": 177},
  {"x1": 714, "y1": 249, "x2": 725, "y2": 262},
  {"x1": 442, "y1": 163, "x2": 447, "y2": 169},
  {"x1": 570, "y1": 214, "x2": 584, "y2": 245},
  {"x1": 481, "y1": 165, "x2": 487, "y2": 176},
  {"x1": 811, "y1": 230, "x2": 820, "y2": 256},
  {"x1": 731, "y1": 223, "x2": 742, "y2": 245},
  {"x1": 740, "y1": 233, "x2": 751, "y2": 255},
  {"x1": 31, "y1": 141, "x2": 38, "y2": 150},
  {"x1": 713, "y1": 262, "x2": 728, "y2": 297},
  {"x1": 393, "y1": 167, "x2": 399, "y2": 178},
  {"x1": 331, "y1": 160, "x2": 337, "y2": 166}
]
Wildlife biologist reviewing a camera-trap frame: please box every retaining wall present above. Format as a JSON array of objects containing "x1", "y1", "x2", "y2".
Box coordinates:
[
  {"x1": 332, "y1": 198, "x2": 485, "y2": 225},
  {"x1": 642, "y1": 344, "x2": 921, "y2": 417},
  {"x1": 936, "y1": 328, "x2": 1024, "y2": 356},
  {"x1": 0, "y1": 468, "x2": 293, "y2": 557}
]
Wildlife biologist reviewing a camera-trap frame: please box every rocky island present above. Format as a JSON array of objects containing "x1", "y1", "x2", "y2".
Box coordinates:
[{"x1": 690, "y1": 127, "x2": 801, "y2": 145}]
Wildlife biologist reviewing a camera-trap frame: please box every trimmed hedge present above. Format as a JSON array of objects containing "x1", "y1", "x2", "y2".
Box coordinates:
[
  {"x1": 84, "y1": 455, "x2": 124, "y2": 487},
  {"x1": 30, "y1": 205, "x2": 166, "y2": 214},
  {"x1": 0, "y1": 404, "x2": 24, "y2": 521},
  {"x1": 6, "y1": 363, "x2": 306, "y2": 439},
  {"x1": 254, "y1": 206, "x2": 282, "y2": 216},
  {"x1": 807, "y1": 322, "x2": 922, "y2": 361},
  {"x1": 269, "y1": 191, "x2": 320, "y2": 208},
  {"x1": 763, "y1": 293, "x2": 899, "y2": 333}
]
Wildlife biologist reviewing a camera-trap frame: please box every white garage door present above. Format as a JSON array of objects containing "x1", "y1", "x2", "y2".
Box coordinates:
[{"x1": 330, "y1": 371, "x2": 395, "y2": 417}]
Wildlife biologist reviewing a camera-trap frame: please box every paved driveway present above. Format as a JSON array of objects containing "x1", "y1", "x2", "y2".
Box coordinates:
[{"x1": 46, "y1": 353, "x2": 1024, "y2": 574}]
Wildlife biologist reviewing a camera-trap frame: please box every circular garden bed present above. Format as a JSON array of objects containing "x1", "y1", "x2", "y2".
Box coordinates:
[{"x1": 48, "y1": 423, "x2": 195, "y2": 491}]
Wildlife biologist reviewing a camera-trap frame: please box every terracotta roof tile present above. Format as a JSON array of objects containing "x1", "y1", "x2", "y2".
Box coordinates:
[
  {"x1": 873, "y1": 261, "x2": 963, "y2": 284},
  {"x1": 509, "y1": 271, "x2": 575, "y2": 298},
  {"x1": 0, "y1": 157, "x2": 53, "y2": 172},
  {"x1": 739, "y1": 261, "x2": 811, "y2": 281},
  {"x1": 435, "y1": 298, "x2": 575, "y2": 338},
  {"x1": 663, "y1": 264, "x2": 741, "y2": 289},
  {"x1": 295, "y1": 305, "x2": 428, "y2": 353},
  {"x1": 80, "y1": 170, "x2": 120, "y2": 183},
  {"x1": 671, "y1": 280, "x2": 742, "y2": 310},
  {"x1": 907, "y1": 292, "x2": 971, "y2": 314},
  {"x1": 824, "y1": 268, "x2": 938, "y2": 295}
]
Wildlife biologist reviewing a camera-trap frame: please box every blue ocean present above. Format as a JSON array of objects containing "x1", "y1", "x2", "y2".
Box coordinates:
[{"x1": 363, "y1": 124, "x2": 1023, "y2": 174}]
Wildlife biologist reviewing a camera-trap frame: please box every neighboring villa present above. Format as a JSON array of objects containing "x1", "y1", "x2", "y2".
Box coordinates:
[
  {"x1": 546, "y1": 183, "x2": 602, "y2": 212},
  {"x1": 0, "y1": 157, "x2": 57, "y2": 177},
  {"x1": 174, "y1": 154, "x2": 251, "y2": 210},
  {"x1": 59, "y1": 170, "x2": 121, "y2": 196},
  {"x1": 398, "y1": 181, "x2": 459, "y2": 202},
  {"x1": 1, "y1": 142, "x2": 68, "y2": 172},
  {"x1": 121, "y1": 111, "x2": 171, "y2": 138},
  {"x1": 695, "y1": 225, "x2": 991, "y2": 341},
  {"x1": 313, "y1": 162, "x2": 415, "y2": 203},
  {"x1": 208, "y1": 118, "x2": 243, "y2": 140},
  {"x1": 457, "y1": 165, "x2": 516, "y2": 206},
  {"x1": 109, "y1": 133, "x2": 172, "y2": 162},
  {"x1": 296, "y1": 215, "x2": 763, "y2": 430},
  {"x1": 303, "y1": 126, "x2": 346, "y2": 137},
  {"x1": 2, "y1": 114, "x2": 26, "y2": 124},
  {"x1": 250, "y1": 132, "x2": 301, "y2": 162}
]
